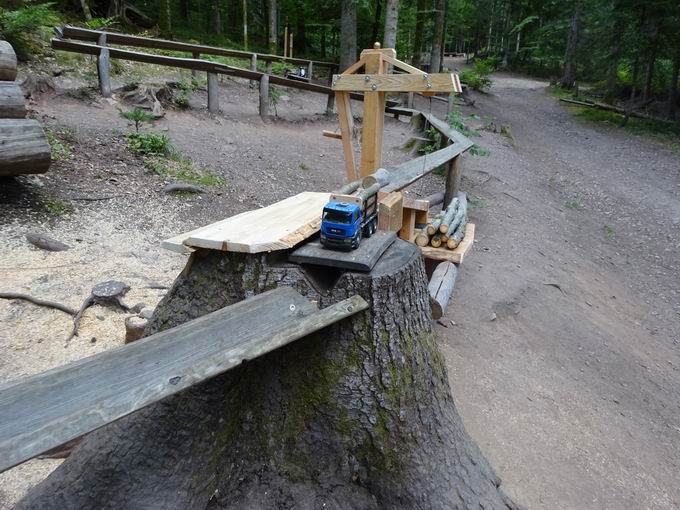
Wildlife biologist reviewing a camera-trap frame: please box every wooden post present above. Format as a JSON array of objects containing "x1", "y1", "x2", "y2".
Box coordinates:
[
  {"x1": 259, "y1": 74, "x2": 269, "y2": 121},
  {"x1": 326, "y1": 70, "x2": 335, "y2": 114},
  {"x1": 359, "y1": 45, "x2": 388, "y2": 177},
  {"x1": 96, "y1": 34, "x2": 112, "y2": 98},
  {"x1": 250, "y1": 54, "x2": 258, "y2": 86},
  {"x1": 191, "y1": 51, "x2": 200, "y2": 79},
  {"x1": 443, "y1": 154, "x2": 462, "y2": 206},
  {"x1": 307, "y1": 61, "x2": 313, "y2": 81},
  {"x1": 207, "y1": 72, "x2": 219, "y2": 113},
  {"x1": 289, "y1": 33, "x2": 294, "y2": 59},
  {"x1": 335, "y1": 91, "x2": 357, "y2": 181},
  {"x1": 284, "y1": 27, "x2": 288, "y2": 58},
  {"x1": 407, "y1": 91, "x2": 415, "y2": 108},
  {"x1": 266, "y1": 60, "x2": 273, "y2": 75}
]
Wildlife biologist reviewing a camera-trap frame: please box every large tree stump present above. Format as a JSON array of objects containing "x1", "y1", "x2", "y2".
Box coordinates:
[{"x1": 18, "y1": 240, "x2": 517, "y2": 509}]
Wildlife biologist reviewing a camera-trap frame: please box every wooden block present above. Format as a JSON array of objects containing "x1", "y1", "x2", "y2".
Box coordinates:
[
  {"x1": 0, "y1": 119, "x2": 51, "y2": 176},
  {"x1": 428, "y1": 262, "x2": 458, "y2": 320},
  {"x1": 378, "y1": 191, "x2": 403, "y2": 232},
  {"x1": 415, "y1": 210, "x2": 428, "y2": 225},
  {"x1": 332, "y1": 73, "x2": 457, "y2": 93},
  {"x1": 419, "y1": 223, "x2": 475, "y2": 264},
  {"x1": 399, "y1": 208, "x2": 416, "y2": 241},
  {"x1": 289, "y1": 231, "x2": 396, "y2": 272}
]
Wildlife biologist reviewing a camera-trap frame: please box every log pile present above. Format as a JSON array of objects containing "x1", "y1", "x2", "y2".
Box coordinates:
[
  {"x1": 0, "y1": 42, "x2": 51, "y2": 177},
  {"x1": 415, "y1": 191, "x2": 468, "y2": 250}
]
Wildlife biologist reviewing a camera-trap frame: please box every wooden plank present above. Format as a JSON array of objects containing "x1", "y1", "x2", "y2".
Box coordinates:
[
  {"x1": 380, "y1": 54, "x2": 425, "y2": 75},
  {"x1": 428, "y1": 262, "x2": 458, "y2": 320},
  {"x1": 378, "y1": 191, "x2": 403, "y2": 231},
  {"x1": 61, "y1": 25, "x2": 338, "y2": 69},
  {"x1": 359, "y1": 51, "x2": 385, "y2": 178},
  {"x1": 163, "y1": 192, "x2": 331, "y2": 254},
  {"x1": 339, "y1": 56, "x2": 367, "y2": 76},
  {"x1": 401, "y1": 196, "x2": 430, "y2": 211},
  {"x1": 0, "y1": 41, "x2": 17, "y2": 82},
  {"x1": 289, "y1": 231, "x2": 396, "y2": 272},
  {"x1": 332, "y1": 73, "x2": 456, "y2": 93},
  {"x1": 0, "y1": 119, "x2": 51, "y2": 176},
  {"x1": 334, "y1": 91, "x2": 357, "y2": 182},
  {"x1": 419, "y1": 223, "x2": 475, "y2": 264},
  {"x1": 0, "y1": 288, "x2": 368, "y2": 473},
  {"x1": 0, "y1": 82, "x2": 27, "y2": 118}
]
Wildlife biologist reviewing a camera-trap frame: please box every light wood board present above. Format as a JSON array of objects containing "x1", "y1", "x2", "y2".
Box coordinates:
[
  {"x1": 0, "y1": 288, "x2": 368, "y2": 473},
  {"x1": 419, "y1": 223, "x2": 475, "y2": 264},
  {"x1": 332, "y1": 73, "x2": 457, "y2": 93},
  {"x1": 163, "y1": 192, "x2": 331, "y2": 254}
]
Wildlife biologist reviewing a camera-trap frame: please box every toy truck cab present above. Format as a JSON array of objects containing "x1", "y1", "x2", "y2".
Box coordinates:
[{"x1": 320, "y1": 196, "x2": 378, "y2": 250}]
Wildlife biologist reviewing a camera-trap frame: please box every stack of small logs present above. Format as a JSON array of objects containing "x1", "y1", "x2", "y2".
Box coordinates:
[
  {"x1": 0, "y1": 41, "x2": 51, "y2": 177},
  {"x1": 414, "y1": 191, "x2": 467, "y2": 250}
]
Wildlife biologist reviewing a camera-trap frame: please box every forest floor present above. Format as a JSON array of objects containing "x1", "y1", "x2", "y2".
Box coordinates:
[{"x1": 1, "y1": 56, "x2": 679, "y2": 509}]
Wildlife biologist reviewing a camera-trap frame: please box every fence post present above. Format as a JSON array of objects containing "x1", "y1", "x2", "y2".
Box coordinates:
[
  {"x1": 325, "y1": 68, "x2": 335, "y2": 115},
  {"x1": 407, "y1": 91, "x2": 414, "y2": 109},
  {"x1": 96, "y1": 34, "x2": 112, "y2": 98},
  {"x1": 259, "y1": 74, "x2": 269, "y2": 121},
  {"x1": 191, "y1": 51, "x2": 200, "y2": 79},
  {"x1": 266, "y1": 60, "x2": 273, "y2": 75},
  {"x1": 307, "y1": 61, "x2": 313, "y2": 81},
  {"x1": 207, "y1": 72, "x2": 219, "y2": 113},
  {"x1": 250, "y1": 54, "x2": 258, "y2": 87},
  {"x1": 443, "y1": 154, "x2": 462, "y2": 206}
]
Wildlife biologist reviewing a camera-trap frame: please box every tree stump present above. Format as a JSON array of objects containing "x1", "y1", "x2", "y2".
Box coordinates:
[{"x1": 18, "y1": 240, "x2": 517, "y2": 509}]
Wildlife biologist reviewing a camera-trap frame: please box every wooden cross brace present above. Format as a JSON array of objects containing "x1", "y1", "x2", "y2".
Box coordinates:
[{"x1": 328, "y1": 44, "x2": 462, "y2": 182}]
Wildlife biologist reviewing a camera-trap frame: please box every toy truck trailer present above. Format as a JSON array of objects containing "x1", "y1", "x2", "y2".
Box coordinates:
[{"x1": 320, "y1": 187, "x2": 379, "y2": 250}]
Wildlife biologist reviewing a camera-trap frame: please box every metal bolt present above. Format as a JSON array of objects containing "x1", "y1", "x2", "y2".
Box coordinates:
[
  {"x1": 371, "y1": 84, "x2": 377, "y2": 91},
  {"x1": 347, "y1": 305, "x2": 354, "y2": 312},
  {"x1": 364, "y1": 76, "x2": 370, "y2": 82},
  {"x1": 426, "y1": 83, "x2": 432, "y2": 89},
  {"x1": 332, "y1": 80, "x2": 337, "y2": 87},
  {"x1": 289, "y1": 304, "x2": 296, "y2": 311},
  {"x1": 423, "y1": 74, "x2": 429, "y2": 80}
]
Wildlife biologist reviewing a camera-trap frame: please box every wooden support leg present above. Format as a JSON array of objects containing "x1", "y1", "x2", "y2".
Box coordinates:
[
  {"x1": 326, "y1": 73, "x2": 335, "y2": 114},
  {"x1": 307, "y1": 61, "x2": 313, "y2": 81},
  {"x1": 266, "y1": 61, "x2": 273, "y2": 75},
  {"x1": 407, "y1": 91, "x2": 415, "y2": 108},
  {"x1": 207, "y1": 73, "x2": 219, "y2": 113},
  {"x1": 335, "y1": 91, "x2": 357, "y2": 182},
  {"x1": 399, "y1": 208, "x2": 416, "y2": 241},
  {"x1": 96, "y1": 34, "x2": 111, "y2": 98},
  {"x1": 259, "y1": 74, "x2": 269, "y2": 121},
  {"x1": 191, "y1": 52, "x2": 200, "y2": 79},
  {"x1": 250, "y1": 54, "x2": 258, "y2": 86},
  {"x1": 444, "y1": 154, "x2": 462, "y2": 206},
  {"x1": 360, "y1": 53, "x2": 386, "y2": 177}
]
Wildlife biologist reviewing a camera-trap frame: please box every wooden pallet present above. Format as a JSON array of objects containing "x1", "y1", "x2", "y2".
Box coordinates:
[{"x1": 418, "y1": 223, "x2": 475, "y2": 264}]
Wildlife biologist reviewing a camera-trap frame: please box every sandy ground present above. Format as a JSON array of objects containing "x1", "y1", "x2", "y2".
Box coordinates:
[{"x1": 1, "y1": 56, "x2": 679, "y2": 509}]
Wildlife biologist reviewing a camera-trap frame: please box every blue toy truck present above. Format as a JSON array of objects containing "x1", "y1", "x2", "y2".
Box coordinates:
[{"x1": 320, "y1": 194, "x2": 378, "y2": 250}]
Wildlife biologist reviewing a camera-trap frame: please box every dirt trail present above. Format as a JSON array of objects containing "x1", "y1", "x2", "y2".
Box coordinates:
[{"x1": 434, "y1": 66, "x2": 680, "y2": 509}]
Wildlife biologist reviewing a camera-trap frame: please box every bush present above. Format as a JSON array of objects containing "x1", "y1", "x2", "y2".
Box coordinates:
[
  {"x1": 0, "y1": 3, "x2": 61, "y2": 60},
  {"x1": 459, "y1": 59, "x2": 494, "y2": 92},
  {"x1": 119, "y1": 107, "x2": 156, "y2": 132},
  {"x1": 127, "y1": 132, "x2": 172, "y2": 156}
]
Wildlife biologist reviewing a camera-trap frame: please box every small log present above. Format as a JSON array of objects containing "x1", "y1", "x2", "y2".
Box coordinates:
[
  {"x1": 259, "y1": 73, "x2": 269, "y2": 120},
  {"x1": 362, "y1": 167, "x2": 390, "y2": 188},
  {"x1": 0, "y1": 82, "x2": 27, "y2": 118},
  {"x1": 0, "y1": 119, "x2": 51, "y2": 176},
  {"x1": 442, "y1": 192, "x2": 467, "y2": 235},
  {"x1": 0, "y1": 41, "x2": 17, "y2": 82},
  {"x1": 440, "y1": 234, "x2": 449, "y2": 244},
  {"x1": 163, "y1": 183, "x2": 204, "y2": 194},
  {"x1": 446, "y1": 237, "x2": 457, "y2": 250},
  {"x1": 448, "y1": 220, "x2": 467, "y2": 250},
  {"x1": 415, "y1": 231, "x2": 430, "y2": 247},
  {"x1": 97, "y1": 34, "x2": 112, "y2": 98},
  {"x1": 26, "y1": 232, "x2": 70, "y2": 252},
  {"x1": 428, "y1": 261, "x2": 458, "y2": 320},
  {"x1": 430, "y1": 234, "x2": 442, "y2": 248},
  {"x1": 438, "y1": 197, "x2": 460, "y2": 234},
  {"x1": 424, "y1": 191, "x2": 445, "y2": 208},
  {"x1": 559, "y1": 97, "x2": 654, "y2": 121}
]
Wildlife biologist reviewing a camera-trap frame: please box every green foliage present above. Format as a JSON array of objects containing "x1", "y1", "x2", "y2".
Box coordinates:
[
  {"x1": 0, "y1": 3, "x2": 61, "y2": 59},
  {"x1": 566, "y1": 199, "x2": 582, "y2": 210},
  {"x1": 45, "y1": 129, "x2": 72, "y2": 162},
  {"x1": 119, "y1": 108, "x2": 156, "y2": 133},
  {"x1": 127, "y1": 132, "x2": 172, "y2": 156},
  {"x1": 45, "y1": 196, "x2": 72, "y2": 216},
  {"x1": 459, "y1": 59, "x2": 494, "y2": 91},
  {"x1": 469, "y1": 145, "x2": 491, "y2": 156},
  {"x1": 269, "y1": 86, "x2": 283, "y2": 116},
  {"x1": 603, "y1": 225, "x2": 615, "y2": 239},
  {"x1": 83, "y1": 17, "x2": 117, "y2": 30},
  {"x1": 421, "y1": 127, "x2": 442, "y2": 154},
  {"x1": 145, "y1": 154, "x2": 224, "y2": 187}
]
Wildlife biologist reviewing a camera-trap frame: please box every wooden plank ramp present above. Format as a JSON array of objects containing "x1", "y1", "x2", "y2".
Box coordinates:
[
  {"x1": 0, "y1": 288, "x2": 367, "y2": 473},
  {"x1": 163, "y1": 192, "x2": 330, "y2": 254}
]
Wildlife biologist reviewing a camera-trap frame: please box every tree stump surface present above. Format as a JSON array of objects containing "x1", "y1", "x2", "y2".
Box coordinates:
[{"x1": 19, "y1": 240, "x2": 518, "y2": 509}]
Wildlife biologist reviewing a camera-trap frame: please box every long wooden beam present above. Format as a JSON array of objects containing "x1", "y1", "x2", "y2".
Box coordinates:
[
  {"x1": 61, "y1": 25, "x2": 338, "y2": 69},
  {"x1": 0, "y1": 288, "x2": 368, "y2": 473},
  {"x1": 333, "y1": 73, "x2": 457, "y2": 93}
]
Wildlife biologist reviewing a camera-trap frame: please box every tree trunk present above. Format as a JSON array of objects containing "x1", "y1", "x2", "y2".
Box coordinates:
[
  {"x1": 560, "y1": 0, "x2": 581, "y2": 89},
  {"x1": 412, "y1": 0, "x2": 427, "y2": 66},
  {"x1": 339, "y1": 0, "x2": 357, "y2": 72},
  {"x1": 18, "y1": 242, "x2": 518, "y2": 510},
  {"x1": 430, "y1": 0, "x2": 446, "y2": 73},
  {"x1": 295, "y1": 1, "x2": 306, "y2": 54},
  {"x1": 642, "y1": 20, "x2": 660, "y2": 102},
  {"x1": 0, "y1": 119, "x2": 51, "y2": 176},
  {"x1": 371, "y1": 0, "x2": 383, "y2": 46},
  {"x1": 180, "y1": 0, "x2": 191, "y2": 28},
  {"x1": 669, "y1": 44, "x2": 680, "y2": 120},
  {"x1": 383, "y1": 0, "x2": 398, "y2": 50},
  {"x1": 604, "y1": 8, "x2": 626, "y2": 104},
  {"x1": 158, "y1": 0, "x2": 172, "y2": 37},
  {"x1": 210, "y1": 0, "x2": 222, "y2": 36},
  {"x1": 267, "y1": 0, "x2": 277, "y2": 54}
]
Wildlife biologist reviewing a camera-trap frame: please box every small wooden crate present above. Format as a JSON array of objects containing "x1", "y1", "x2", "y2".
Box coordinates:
[{"x1": 418, "y1": 223, "x2": 475, "y2": 265}]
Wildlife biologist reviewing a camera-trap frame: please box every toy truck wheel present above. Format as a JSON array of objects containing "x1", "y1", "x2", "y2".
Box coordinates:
[{"x1": 352, "y1": 229, "x2": 362, "y2": 249}]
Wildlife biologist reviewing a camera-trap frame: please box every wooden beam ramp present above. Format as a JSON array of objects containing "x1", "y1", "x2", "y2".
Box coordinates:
[{"x1": 0, "y1": 288, "x2": 367, "y2": 473}]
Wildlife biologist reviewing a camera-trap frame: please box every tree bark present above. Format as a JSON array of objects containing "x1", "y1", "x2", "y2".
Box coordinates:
[
  {"x1": 0, "y1": 41, "x2": 18, "y2": 82},
  {"x1": 430, "y1": 0, "x2": 446, "y2": 72},
  {"x1": 383, "y1": 0, "x2": 399, "y2": 50},
  {"x1": 604, "y1": 7, "x2": 626, "y2": 104},
  {"x1": 412, "y1": 0, "x2": 427, "y2": 66},
  {"x1": 180, "y1": 0, "x2": 191, "y2": 28},
  {"x1": 560, "y1": 0, "x2": 582, "y2": 89},
  {"x1": 0, "y1": 82, "x2": 27, "y2": 118},
  {"x1": 267, "y1": 0, "x2": 278, "y2": 54},
  {"x1": 295, "y1": 1, "x2": 306, "y2": 54},
  {"x1": 642, "y1": 20, "x2": 660, "y2": 102},
  {"x1": 0, "y1": 119, "x2": 51, "y2": 176},
  {"x1": 371, "y1": 0, "x2": 383, "y2": 46},
  {"x1": 669, "y1": 44, "x2": 680, "y2": 120},
  {"x1": 210, "y1": 0, "x2": 222, "y2": 36},
  {"x1": 158, "y1": 0, "x2": 172, "y2": 37},
  {"x1": 18, "y1": 242, "x2": 518, "y2": 510},
  {"x1": 339, "y1": 0, "x2": 357, "y2": 72}
]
